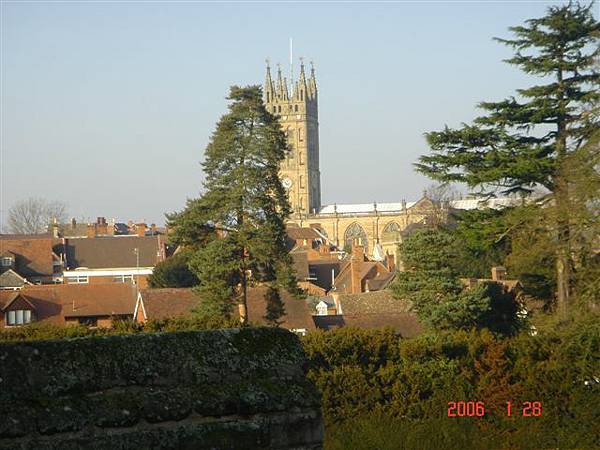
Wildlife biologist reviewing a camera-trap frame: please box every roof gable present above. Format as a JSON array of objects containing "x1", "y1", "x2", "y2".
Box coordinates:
[
  {"x1": 0, "y1": 235, "x2": 55, "y2": 278},
  {"x1": 0, "y1": 269, "x2": 29, "y2": 288}
]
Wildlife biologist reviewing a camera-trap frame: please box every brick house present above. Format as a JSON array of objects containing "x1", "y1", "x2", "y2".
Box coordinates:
[
  {"x1": 134, "y1": 286, "x2": 316, "y2": 334},
  {"x1": 0, "y1": 234, "x2": 63, "y2": 284},
  {"x1": 0, "y1": 284, "x2": 137, "y2": 328},
  {"x1": 312, "y1": 290, "x2": 422, "y2": 337},
  {"x1": 332, "y1": 244, "x2": 396, "y2": 294},
  {"x1": 62, "y1": 234, "x2": 166, "y2": 287}
]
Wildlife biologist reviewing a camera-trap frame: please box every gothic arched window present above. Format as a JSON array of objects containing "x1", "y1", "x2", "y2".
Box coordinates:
[
  {"x1": 382, "y1": 222, "x2": 401, "y2": 244},
  {"x1": 344, "y1": 222, "x2": 368, "y2": 254}
]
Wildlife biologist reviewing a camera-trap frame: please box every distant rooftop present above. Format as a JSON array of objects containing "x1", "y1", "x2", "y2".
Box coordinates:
[
  {"x1": 318, "y1": 197, "x2": 520, "y2": 215},
  {"x1": 318, "y1": 202, "x2": 416, "y2": 215}
]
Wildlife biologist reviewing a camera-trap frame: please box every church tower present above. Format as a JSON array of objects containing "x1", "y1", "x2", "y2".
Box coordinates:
[{"x1": 264, "y1": 60, "x2": 321, "y2": 217}]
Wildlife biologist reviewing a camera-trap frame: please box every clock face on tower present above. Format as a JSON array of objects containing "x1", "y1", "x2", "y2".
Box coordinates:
[{"x1": 282, "y1": 177, "x2": 293, "y2": 189}]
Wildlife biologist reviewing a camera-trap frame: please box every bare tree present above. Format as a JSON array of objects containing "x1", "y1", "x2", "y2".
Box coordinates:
[
  {"x1": 424, "y1": 183, "x2": 461, "y2": 228},
  {"x1": 7, "y1": 198, "x2": 68, "y2": 234},
  {"x1": 424, "y1": 183, "x2": 461, "y2": 204}
]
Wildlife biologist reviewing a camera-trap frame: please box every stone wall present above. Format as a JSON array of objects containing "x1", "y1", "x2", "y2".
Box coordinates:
[{"x1": 0, "y1": 328, "x2": 323, "y2": 450}]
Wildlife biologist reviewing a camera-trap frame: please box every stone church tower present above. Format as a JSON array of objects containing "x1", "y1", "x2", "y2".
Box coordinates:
[{"x1": 264, "y1": 60, "x2": 321, "y2": 218}]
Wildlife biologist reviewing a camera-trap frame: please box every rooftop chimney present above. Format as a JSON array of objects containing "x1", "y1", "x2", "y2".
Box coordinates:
[
  {"x1": 386, "y1": 253, "x2": 396, "y2": 272},
  {"x1": 86, "y1": 223, "x2": 96, "y2": 239},
  {"x1": 491, "y1": 266, "x2": 507, "y2": 281},
  {"x1": 71, "y1": 218, "x2": 77, "y2": 230},
  {"x1": 136, "y1": 223, "x2": 147, "y2": 237},
  {"x1": 96, "y1": 217, "x2": 108, "y2": 235},
  {"x1": 350, "y1": 241, "x2": 364, "y2": 294},
  {"x1": 51, "y1": 218, "x2": 59, "y2": 239}
]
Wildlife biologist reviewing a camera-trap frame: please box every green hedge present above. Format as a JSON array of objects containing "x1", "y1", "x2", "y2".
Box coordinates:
[{"x1": 302, "y1": 317, "x2": 600, "y2": 449}]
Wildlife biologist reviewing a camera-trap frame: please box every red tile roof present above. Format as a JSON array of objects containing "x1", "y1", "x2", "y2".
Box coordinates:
[
  {"x1": 138, "y1": 286, "x2": 315, "y2": 331},
  {"x1": 138, "y1": 288, "x2": 200, "y2": 320},
  {"x1": 64, "y1": 235, "x2": 164, "y2": 269},
  {"x1": 0, "y1": 284, "x2": 137, "y2": 324},
  {"x1": 0, "y1": 235, "x2": 55, "y2": 278}
]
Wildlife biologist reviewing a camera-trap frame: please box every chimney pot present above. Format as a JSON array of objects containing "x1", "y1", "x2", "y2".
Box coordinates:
[
  {"x1": 136, "y1": 223, "x2": 147, "y2": 237},
  {"x1": 86, "y1": 223, "x2": 96, "y2": 239},
  {"x1": 491, "y1": 266, "x2": 507, "y2": 281}
]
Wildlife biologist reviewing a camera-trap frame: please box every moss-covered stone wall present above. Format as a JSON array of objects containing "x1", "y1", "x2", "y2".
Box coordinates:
[{"x1": 0, "y1": 328, "x2": 323, "y2": 449}]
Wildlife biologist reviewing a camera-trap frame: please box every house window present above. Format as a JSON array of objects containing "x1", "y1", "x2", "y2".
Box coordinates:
[
  {"x1": 6, "y1": 310, "x2": 32, "y2": 326},
  {"x1": 295, "y1": 104, "x2": 298, "y2": 112},
  {"x1": 112, "y1": 275, "x2": 133, "y2": 283},
  {"x1": 78, "y1": 317, "x2": 98, "y2": 327},
  {"x1": 1, "y1": 257, "x2": 13, "y2": 267},
  {"x1": 70, "y1": 276, "x2": 89, "y2": 284}
]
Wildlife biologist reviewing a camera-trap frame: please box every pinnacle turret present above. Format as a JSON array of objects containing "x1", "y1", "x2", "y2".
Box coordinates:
[
  {"x1": 307, "y1": 61, "x2": 318, "y2": 99},
  {"x1": 276, "y1": 64, "x2": 289, "y2": 101},
  {"x1": 265, "y1": 57, "x2": 316, "y2": 103},
  {"x1": 264, "y1": 59, "x2": 275, "y2": 103}
]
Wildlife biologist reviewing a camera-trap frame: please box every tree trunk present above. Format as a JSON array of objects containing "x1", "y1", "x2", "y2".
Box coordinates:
[
  {"x1": 239, "y1": 251, "x2": 249, "y2": 326},
  {"x1": 554, "y1": 65, "x2": 571, "y2": 317}
]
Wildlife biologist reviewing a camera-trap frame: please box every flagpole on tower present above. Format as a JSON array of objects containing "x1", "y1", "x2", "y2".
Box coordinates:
[{"x1": 289, "y1": 37, "x2": 294, "y2": 89}]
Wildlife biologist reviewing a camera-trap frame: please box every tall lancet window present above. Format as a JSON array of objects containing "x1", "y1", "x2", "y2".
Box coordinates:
[{"x1": 344, "y1": 223, "x2": 368, "y2": 254}]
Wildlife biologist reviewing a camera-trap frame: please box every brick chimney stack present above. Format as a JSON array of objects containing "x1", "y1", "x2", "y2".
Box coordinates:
[
  {"x1": 96, "y1": 217, "x2": 108, "y2": 235},
  {"x1": 386, "y1": 253, "x2": 396, "y2": 272},
  {"x1": 108, "y1": 218, "x2": 115, "y2": 236},
  {"x1": 491, "y1": 266, "x2": 507, "y2": 281},
  {"x1": 51, "y1": 218, "x2": 59, "y2": 238},
  {"x1": 86, "y1": 223, "x2": 96, "y2": 238},
  {"x1": 350, "y1": 241, "x2": 364, "y2": 294},
  {"x1": 136, "y1": 223, "x2": 147, "y2": 237}
]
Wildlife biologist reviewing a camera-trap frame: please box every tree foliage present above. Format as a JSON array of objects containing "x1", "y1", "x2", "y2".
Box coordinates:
[
  {"x1": 391, "y1": 229, "x2": 521, "y2": 334},
  {"x1": 7, "y1": 197, "x2": 68, "y2": 234},
  {"x1": 415, "y1": 2, "x2": 600, "y2": 312},
  {"x1": 147, "y1": 250, "x2": 199, "y2": 288},
  {"x1": 167, "y1": 85, "x2": 302, "y2": 324}
]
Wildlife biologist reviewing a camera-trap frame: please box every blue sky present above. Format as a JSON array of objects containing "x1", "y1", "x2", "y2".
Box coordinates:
[{"x1": 1, "y1": 1, "x2": 578, "y2": 226}]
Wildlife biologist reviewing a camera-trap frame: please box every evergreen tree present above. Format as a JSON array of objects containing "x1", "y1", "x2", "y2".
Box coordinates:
[
  {"x1": 147, "y1": 250, "x2": 199, "y2": 288},
  {"x1": 392, "y1": 229, "x2": 521, "y2": 334},
  {"x1": 415, "y1": 2, "x2": 599, "y2": 314},
  {"x1": 167, "y1": 86, "x2": 301, "y2": 325}
]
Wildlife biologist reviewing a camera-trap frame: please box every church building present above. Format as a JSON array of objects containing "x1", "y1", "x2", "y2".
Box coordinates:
[{"x1": 264, "y1": 60, "x2": 460, "y2": 262}]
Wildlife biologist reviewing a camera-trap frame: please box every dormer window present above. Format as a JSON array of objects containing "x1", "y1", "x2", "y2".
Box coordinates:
[
  {"x1": 1, "y1": 257, "x2": 13, "y2": 267},
  {"x1": 6, "y1": 310, "x2": 33, "y2": 326}
]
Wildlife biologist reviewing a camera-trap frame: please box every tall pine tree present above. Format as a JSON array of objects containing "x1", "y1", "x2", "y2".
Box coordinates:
[
  {"x1": 416, "y1": 2, "x2": 599, "y2": 314},
  {"x1": 167, "y1": 86, "x2": 301, "y2": 325}
]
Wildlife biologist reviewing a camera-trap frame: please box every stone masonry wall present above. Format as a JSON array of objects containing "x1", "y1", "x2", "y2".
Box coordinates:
[{"x1": 0, "y1": 328, "x2": 323, "y2": 450}]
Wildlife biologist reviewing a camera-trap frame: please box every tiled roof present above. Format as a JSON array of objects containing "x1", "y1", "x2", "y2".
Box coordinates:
[
  {"x1": 291, "y1": 252, "x2": 309, "y2": 280},
  {"x1": 138, "y1": 288, "x2": 200, "y2": 320},
  {"x1": 138, "y1": 286, "x2": 316, "y2": 331},
  {"x1": 65, "y1": 235, "x2": 164, "y2": 269},
  {"x1": 365, "y1": 271, "x2": 396, "y2": 291},
  {"x1": 318, "y1": 202, "x2": 416, "y2": 215},
  {"x1": 317, "y1": 197, "x2": 519, "y2": 215},
  {"x1": 0, "y1": 284, "x2": 137, "y2": 323},
  {"x1": 337, "y1": 290, "x2": 413, "y2": 315},
  {"x1": 287, "y1": 227, "x2": 320, "y2": 240},
  {"x1": 450, "y1": 198, "x2": 519, "y2": 210},
  {"x1": 246, "y1": 286, "x2": 316, "y2": 330},
  {"x1": 0, "y1": 269, "x2": 29, "y2": 289},
  {"x1": 314, "y1": 290, "x2": 421, "y2": 336},
  {"x1": 0, "y1": 235, "x2": 55, "y2": 278},
  {"x1": 61, "y1": 284, "x2": 137, "y2": 317}
]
